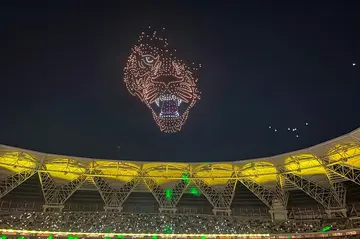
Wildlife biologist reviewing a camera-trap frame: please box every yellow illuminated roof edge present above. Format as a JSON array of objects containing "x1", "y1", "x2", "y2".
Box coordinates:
[{"x1": 0, "y1": 127, "x2": 359, "y2": 165}]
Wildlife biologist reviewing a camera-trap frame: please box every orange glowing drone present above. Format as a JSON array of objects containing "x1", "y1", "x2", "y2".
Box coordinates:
[{"x1": 124, "y1": 28, "x2": 201, "y2": 133}]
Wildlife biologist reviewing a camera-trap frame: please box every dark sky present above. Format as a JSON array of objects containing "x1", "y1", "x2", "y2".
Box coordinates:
[{"x1": 1, "y1": 2, "x2": 359, "y2": 162}]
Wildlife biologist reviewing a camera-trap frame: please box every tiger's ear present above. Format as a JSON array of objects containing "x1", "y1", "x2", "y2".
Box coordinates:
[{"x1": 133, "y1": 45, "x2": 141, "y2": 54}]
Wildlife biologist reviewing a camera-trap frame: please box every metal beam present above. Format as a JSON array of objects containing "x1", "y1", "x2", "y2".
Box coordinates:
[
  {"x1": 38, "y1": 172, "x2": 87, "y2": 205},
  {"x1": 327, "y1": 162, "x2": 360, "y2": 186},
  {"x1": 238, "y1": 177, "x2": 273, "y2": 208},
  {"x1": 275, "y1": 174, "x2": 289, "y2": 208},
  {"x1": 282, "y1": 173, "x2": 342, "y2": 209},
  {"x1": 143, "y1": 177, "x2": 189, "y2": 211},
  {"x1": 323, "y1": 143, "x2": 360, "y2": 186},
  {"x1": 313, "y1": 153, "x2": 347, "y2": 208},
  {"x1": 0, "y1": 170, "x2": 36, "y2": 199},
  {"x1": 322, "y1": 166, "x2": 347, "y2": 208},
  {"x1": 92, "y1": 176, "x2": 140, "y2": 209},
  {"x1": 192, "y1": 173, "x2": 237, "y2": 211}
]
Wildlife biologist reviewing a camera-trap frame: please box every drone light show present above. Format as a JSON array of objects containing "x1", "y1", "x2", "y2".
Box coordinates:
[{"x1": 124, "y1": 26, "x2": 201, "y2": 133}]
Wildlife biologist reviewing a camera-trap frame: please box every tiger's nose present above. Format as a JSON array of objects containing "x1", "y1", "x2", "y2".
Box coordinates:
[{"x1": 152, "y1": 75, "x2": 179, "y2": 85}]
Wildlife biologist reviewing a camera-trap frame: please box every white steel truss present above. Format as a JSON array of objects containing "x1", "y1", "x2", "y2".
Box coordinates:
[
  {"x1": 323, "y1": 142, "x2": 360, "y2": 186},
  {"x1": 92, "y1": 176, "x2": 140, "y2": 211},
  {"x1": 326, "y1": 162, "x2": 360, "y2": 186},
  {"x1": 237, "y1": 177, "x2": 274, "y2": 208},
  {"x1": 38, "y1": 172, "x2": 87, "y2": 208},
  {"x1": 315, "y1": 155, "x2": 348, "y2": 210},
  {"x1": 282, "y1": 173, "x2": 344, "y2": 211},
  {"x1": 0, "y1": 170, "x2": 36, "y2": 199},
  {"x1": 275, "y1": 174, "x2": 289, "y2": 209},
  {"x1": 143, "y1": 176, "x2": 189, "y2": 212},
  {"x1": 349, "y1": 204, "x2": 360, "y2": 218},
  {"x1": 237, "y1": 170, "x2": 288, "y2": 210},
  {"x1": 288, "y1": 206, "x2": 324, "y2": 220},
  {"x1": 238, "y1": 174, "x2": 289, "y2": 220},
  {"x1": 192, "y1": 173, "x2": 237, "y2": 215},
  {"x1": 323, "y1": 167, "x2": 347, "y2": 207}
]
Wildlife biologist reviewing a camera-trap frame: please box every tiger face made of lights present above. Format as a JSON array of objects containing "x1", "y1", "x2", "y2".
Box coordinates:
[{"x1": 124, "y1": 30, "x2": 201, "y2": 133}]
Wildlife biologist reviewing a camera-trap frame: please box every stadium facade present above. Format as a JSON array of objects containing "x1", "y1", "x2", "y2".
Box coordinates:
[{"x1": 0, "y1": 128, "x2": 359, "y2": 222}]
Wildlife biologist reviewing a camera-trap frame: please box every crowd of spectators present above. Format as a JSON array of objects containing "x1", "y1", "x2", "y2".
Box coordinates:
[{"x1": 0, "y1": 211, "x2": 357, "y2": 234}]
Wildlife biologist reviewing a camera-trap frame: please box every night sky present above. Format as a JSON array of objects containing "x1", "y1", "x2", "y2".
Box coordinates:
[{"x1": 1, "y1": 2, "x2": 359, "y2": 162}]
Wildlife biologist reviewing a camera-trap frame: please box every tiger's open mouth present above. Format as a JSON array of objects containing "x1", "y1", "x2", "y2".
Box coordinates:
[{"x1": 152, "y1": 94, "x2": 187, "y2": 118}]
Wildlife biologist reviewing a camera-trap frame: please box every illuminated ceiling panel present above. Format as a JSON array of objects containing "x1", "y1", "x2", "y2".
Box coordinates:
[
  {"x1": 45, "y1": 159, "x2": 86, "y2": 181},
  {"x1": 284, "y1": 154, "x2": 325, "y2": 175},
  {"x1": 0, "y1": 152, "x2": 37, "y2": 173},
  {"x1": 240, "y1": 162, "x2": 277, "y2": 183},
  {"x1": 93, "y1": 160, "x2": 140, "y2": 182},
  {"x1": 327, "y1": 144, "x2": 360, "y2": 167},
  {"x1": 144, "y1": 163, "x2": 188, "y2": 184},
  {"x1": 194, "y1": 164, "x2": 235, "y2": 185}
]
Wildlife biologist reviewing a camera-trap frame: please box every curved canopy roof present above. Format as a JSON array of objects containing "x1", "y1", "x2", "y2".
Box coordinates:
[{"x1": 0, "y1": 127, "x2": 359, "y2": 186}]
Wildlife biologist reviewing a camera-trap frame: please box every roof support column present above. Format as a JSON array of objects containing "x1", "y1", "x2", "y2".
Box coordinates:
[
  {"x1": 0, "y1": 169, "x2": 36, "y2": 199},
  {"x1": 282, "y1": 172, "x2": 346, "y2": 218},
  {"x1": 326, "y1": 162, "x2": 360, "y2": 185},
  {"x1": 92, "y1": 175, "x2": 140, "y2": 212},
  {"x1": 269, "y1": 175, "x2": 289, "y2": 220},
  {"x1": 312, "y1": 150, "x2": 348, "y2": 218},
  {"x1": 38, "y1": 170, "x2": 87, "y2": 212},
  {"x1": 238, "y1": 172, "x2": 288, "y2": 220},
  {"x1": 325, "y1": 208, "x2": 347, "y2": 218},
  {"x1": 238, "y1": 177, "x2": 273, "y2": 208},
  {"x1": 192, "y1": 173, "x2": 237, "y2": 216},
  {"x1": 143, "y1": 174, "x2": 189, "y2": 213},
  {"x1": 322, "y1": 143, "x2": 360, "y2": 185}
]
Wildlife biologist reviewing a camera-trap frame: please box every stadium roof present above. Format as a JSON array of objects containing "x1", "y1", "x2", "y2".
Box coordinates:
[
  {"x1": 0, "y1": 127, "x2": 359, "y2": 187},
  {"x1": 0, "y1": 127, "x2": 359, "y2": 218}
]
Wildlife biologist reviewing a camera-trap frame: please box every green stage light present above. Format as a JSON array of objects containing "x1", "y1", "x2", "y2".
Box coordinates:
[
  {"x1": 190, "y1": 185, "x2": 200, "y2": 196},
  {"x1": 164, "y1": 225, "x2": 173, "y2": 234},
  {"x1": 182, "y1": 172, "x2": 190, "y2": 183},
  {"x1": 321, "y1": 225, "x2": 331, "y2": 232},
  {"x1": 165, "y1": 188, "x2": 173, "y2": 200}
]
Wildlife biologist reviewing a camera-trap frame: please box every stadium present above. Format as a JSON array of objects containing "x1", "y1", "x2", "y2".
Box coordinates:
[{"x1": 0, "y1": 128, "x2": 359, "y2": 239}]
